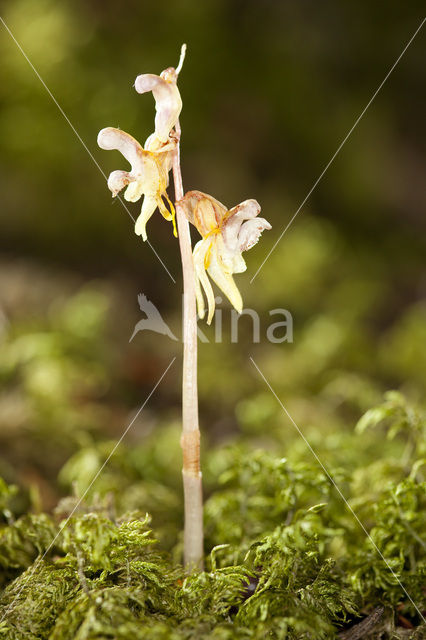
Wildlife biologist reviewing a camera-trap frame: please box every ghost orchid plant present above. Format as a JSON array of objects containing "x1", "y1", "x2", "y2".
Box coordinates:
[{"x1": 97, "y1": 45, "x2": 271, "y2": 571}]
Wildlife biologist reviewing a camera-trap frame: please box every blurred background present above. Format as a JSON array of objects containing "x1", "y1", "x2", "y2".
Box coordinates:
[{"x1": 0, "y1": 0, "x2": 425, "y2": 521}]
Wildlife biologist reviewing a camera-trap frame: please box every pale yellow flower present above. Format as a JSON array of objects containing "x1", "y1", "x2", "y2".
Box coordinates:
[
  {"x1": 179, "y1": 191, "x2": 271, "y2": 323},
  {"x1": 134, "y1": 67, "x2": 182, "y2": 145},
  {"x1": 97, "y1": 127, "x2": 176, "y2": 241}
]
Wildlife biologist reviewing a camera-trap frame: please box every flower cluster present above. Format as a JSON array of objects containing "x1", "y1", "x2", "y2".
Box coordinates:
[
  {"x1": 97, "y1": 66, "x2": 182, "y2": 240},
  {"x1": 98, "y1": 51, "x2": 271, "y2": 322}
]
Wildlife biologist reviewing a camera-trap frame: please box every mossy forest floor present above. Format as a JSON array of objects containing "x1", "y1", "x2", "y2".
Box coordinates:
[{"x1": 0, "y1": 389, "x2": 425, "y2": 639}]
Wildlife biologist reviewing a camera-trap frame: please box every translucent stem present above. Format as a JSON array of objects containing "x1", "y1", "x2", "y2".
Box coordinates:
[{"x1": 173, "y1": 119, "x2": 203, "y2": 571}]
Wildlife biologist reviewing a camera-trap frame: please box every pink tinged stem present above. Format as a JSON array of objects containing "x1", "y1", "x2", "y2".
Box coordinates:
[{"x1": 172, "y1": 119, "x2": 204, "y2": 571}]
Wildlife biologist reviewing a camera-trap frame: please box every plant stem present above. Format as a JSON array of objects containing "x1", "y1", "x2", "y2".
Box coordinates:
[{"x1": 172, "y1": 116, "x2": 204, "y2": 571}]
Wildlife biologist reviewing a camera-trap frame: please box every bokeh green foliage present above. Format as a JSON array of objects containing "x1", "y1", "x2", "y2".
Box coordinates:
[{"x1": 0, "y1": 288, "x2": 113, "y2": 503}]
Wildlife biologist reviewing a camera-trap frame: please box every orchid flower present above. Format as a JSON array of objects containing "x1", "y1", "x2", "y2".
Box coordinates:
[
  {"x1": 134, "y1": 66, "x2": 182, "y2": 146},
  {"x1": 97, "y1": 127, "x2": 176, "y2": 241},
  {"x1": 179, "y1": 191, "x2": 271, "y2": 324}
]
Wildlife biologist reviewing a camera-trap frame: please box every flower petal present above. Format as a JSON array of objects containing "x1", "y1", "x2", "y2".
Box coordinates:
[
  {"x1": 227, "y1": 199, "x2": 261, "y2": 221},
  {"x1": 222, "y1": 199, "x2": 261, "y2": 252},
  {"x1": 179, "y1": 191, "x2": 227, "y2": 237},
  {"x1": 207, "y1": 241, "x2": 243, "y2": 316},
  {"x1": 97, "y1": 127, "x2": 144, "y2": 173},
  {"x1": 229, "y1": 252, "x2": 247, "y2": 274},
  {"x1": 124, "y1": 180, "x2": 145, "y2": 202},
  {"x1": 134, "y1": 71, "x2": 182, "y2": 143},
  {"x1": 193, "y1": 239, "x2": 216, "y2": 323},
  {"x1": 107, "y1": 170, "x2": 135, "y2": 197},
  {"x1": 134, "y1": 196, "x2": 158, "y2": 241},
  {"x1": 238, "y1": 218, "x2": 272, "y2": 252}
]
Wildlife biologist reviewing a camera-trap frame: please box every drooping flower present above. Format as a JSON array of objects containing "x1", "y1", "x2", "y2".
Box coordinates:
[
  {"x1": 179, "y1": 191, "x2": 271, "y2": 324},
  {"x1": 97, "y1": 127, "x2": 176, "y2": 241},
  {"x1": 134, "y1": 67, "x2": 182, "y2": 146}
]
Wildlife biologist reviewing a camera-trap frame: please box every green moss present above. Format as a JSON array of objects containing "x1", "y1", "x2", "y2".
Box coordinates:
[{"x1": 0, "y1": 394, "x2": 424, "y2": 639}]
